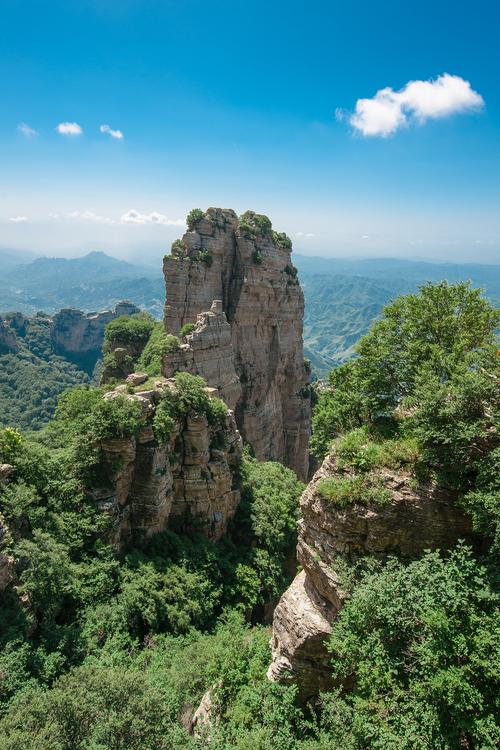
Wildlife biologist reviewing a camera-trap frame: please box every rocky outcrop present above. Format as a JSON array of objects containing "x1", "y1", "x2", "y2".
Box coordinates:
[
  {"x1": 268, "y1": 452, "x2": 475, "y2": 700},
  {"x1": 163, "y1": 208, "x2": 311, "y2": 480},
  {"x1": 0, "y1": 320, "x2": 19, "y2": 352},
  {"x1": 52, "y1": 301, "x2": 139, "y2": 355},
  {"x1": 92, "y1": 379, "x2": 242, "y2": 547},
  {"x1": 163, "y1": 300, "x2": 242, "y2": 412}
]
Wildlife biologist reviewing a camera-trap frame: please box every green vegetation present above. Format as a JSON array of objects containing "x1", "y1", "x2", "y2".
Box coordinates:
[
  {"x1": 197, "y1": 248, "x2": 213, "y2": 266},
  {"x1": 252, "y1": 248, "x2": 263, "y2": 264},
  {"x1": 0, "y1": 315, "x2": 92, "y2": 430},
  {"x1": 239, "y1": 211, "x2": 272, "y2": 237},
  {"x1": 153, "y1": 372, "x2": 228, "y2": 442},
  {"x1": 186, "y1": 208, "x2": 205, "y2": 230},
  {"x1": 103, "y1": 312, "x2": 156, "y2": 352},
  {"x1": 325, "y1": 546, "x2": 499, "y2": 750},
  {"x1": 273, "y1": 230, "x2": 293, "y2": 249},
  {"x1": 179, "y1": 322, "x2": 196, "y2": 338},
  {"x1": 171, "y1": 238, "x2": 186, "y2": 256},
  {"x1": 0, "y1": 280, "x2": 498, "y2": 749},
  {"x1": 137, "y1": 324, "x2": 180, "y2": 376},
  {"x1": 317, "y1": 474, "x2": 391, "y2": 507},
  {"x1": 0, "y1": 375, "x2": 304, "y2": 746},
  {"x1": 312, "y1": 282, "x2": 499, "y2": 544}
]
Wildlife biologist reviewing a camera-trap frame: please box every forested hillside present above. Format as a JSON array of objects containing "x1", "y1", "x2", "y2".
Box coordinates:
[
  {"x1": 2, "y1": 249, "x2": 499, "y2": 377},
  {"x1": 0, "y1": 281, "x2": 497, "y2": 750},
  {"x1": 0, "y1": 313, "x2": 92, "y2": 430},
  {"x1": 295, "y1": 256, "x2": 500, "y2": 374}
]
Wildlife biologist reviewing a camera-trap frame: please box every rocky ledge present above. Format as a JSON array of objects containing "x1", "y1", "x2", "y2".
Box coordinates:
[{"x1": 268, "y1": 451, "x2": 475, "y2": 700}]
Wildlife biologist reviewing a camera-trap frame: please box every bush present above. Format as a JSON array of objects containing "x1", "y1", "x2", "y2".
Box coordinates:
[
  {"x1": 239, "y1": 211, "x2": 272, "y2": 238},
  {"x1": 273, "y1": 231, "x2": 292, "y2": 249},
  {"x1": 138, "y1": 324, "x2": 179, "y2": 376},
  {"x1": 198, "y1": 248, "x2": 213, "y2": 266},
  {"x1": 179, "y1": 323, "x2": 196, "y2": 338},
  {"x1": 186, "y1": 208, "x2": 204, "y2": 230},
  {"x1": 104, "y1": 313, "x2": 155, "y2": 352},
  {"x1": 170, "y1": 238, "x2": 185, "y2": 256},
  {"x1": 326, "y1": 546, "x2": 500, "y2": 750},
  {"x1": 252, "y1": 249, "x2": 263, "y2": 265}
]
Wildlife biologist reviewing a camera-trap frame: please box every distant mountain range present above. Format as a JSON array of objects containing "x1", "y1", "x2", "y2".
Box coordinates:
[
  {"x1": 294, "y1": 255, "x2": 500, "y2": 375},
  {"x1": 1, "y1": 248, "x2": 499, "y2": 377},
  {"x1": 0, "y1": 250, "x2": 164, "y2": 318}
]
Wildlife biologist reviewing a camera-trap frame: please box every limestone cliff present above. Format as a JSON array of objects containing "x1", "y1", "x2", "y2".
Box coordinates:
[
  {"x1": 92, "y1": 379, "x2": 242, "y2": 547},
  {"x1": 52, "y1": 301, "x2": 140, "y2": 358},
  {"x1": 163, "y1": 208, "x2": 311, "y2": 480},
  {"x1": 268, "y1": 451, "x2": 475, "y2": 700}
]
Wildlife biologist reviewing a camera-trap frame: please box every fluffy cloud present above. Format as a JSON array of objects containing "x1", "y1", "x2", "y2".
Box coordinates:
[
  {"x1": 349, "y1": 74, "x2": 484, "y2": 137},
  {"x1": 49, "y1": 211, "x2": 114, "y2": 224},
  {"x1": 17, "y1": 123, "x2": 38, "y2": 137},
  {"x1": 295, "y1": 231, "x2": 316, "y2": 238},
  {"x1": 9, "y1": 216, "x2": 29, "y2": 223},
  {"x1": 56, "y1": 122, "x2": 83, "y2": 136},
  {"x1": 121, "y1": 209, "x2": 185, "y2": 226},
  {"x1": 100, "y1": 124, "x2": 124, "y2": 140}
]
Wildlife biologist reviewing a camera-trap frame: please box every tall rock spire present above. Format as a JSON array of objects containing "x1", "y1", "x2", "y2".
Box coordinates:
[{"x1": 163, "y1": 208, "x2": 311, "y2": 480}]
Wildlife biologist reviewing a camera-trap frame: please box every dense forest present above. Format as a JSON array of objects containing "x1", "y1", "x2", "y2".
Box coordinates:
[
  {"x1": 0, "y1": 313, "x2": 93, "y2": 430},
  {"x1": 0, "y1": 281, "x2": 498, "y2": 749}
]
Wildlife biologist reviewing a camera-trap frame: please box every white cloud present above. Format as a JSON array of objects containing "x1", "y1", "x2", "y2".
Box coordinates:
[
  {"x1": 295, "y1": 231, "x2": 316, "y2": 238},
  {"x1": 361, "y1": 234, "x2": 369, "y2": 240},
  {"x1": 17, "y1": 123, "x2": 38, "y2": 137},
  {"x1": 56, "y1": 121, "x2": 83, "y2": 136},
  {"x1": 9, "y1": 216, "x2": 29, "y2": 223},
  {"x1": 349, "y1": 74, "x2": 484, "y2": 137},
  {"x1": 121, "y1": 209, "x2": 185, "y2": 226},
  {"x1": 49, "y1": 210, "x2": 114, "y2": 224},
  {"x1": 100, "y1": 124, "x2": 124, "y2": 140}
]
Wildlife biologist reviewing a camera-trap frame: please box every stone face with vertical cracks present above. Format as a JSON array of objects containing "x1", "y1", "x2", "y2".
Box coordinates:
[
  {"x1": 163, "y1": 208, "x2": 311, "y2": 480},
  {"x1": 268, "y1": 451, "x2": 476, "y2": 700},
  {"x1": 92, "y1": 381, "x2": 243, "y2": 547},
  {"x1": 163, "y1": 301, "x2": 242, "y2": 412}
]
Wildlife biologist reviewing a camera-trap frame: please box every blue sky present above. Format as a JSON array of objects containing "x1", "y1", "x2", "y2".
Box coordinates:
[{"x1": 1, "y1": 0, "x2": 499, "y2": 264}]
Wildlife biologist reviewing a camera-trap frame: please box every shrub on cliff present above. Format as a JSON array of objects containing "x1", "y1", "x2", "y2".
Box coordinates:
[
  {"x1": 103, "y1": 312, "x2": 155, "y2": 352},
  {"x1": 186, "y1": 207, "x2": 204, "y2": 229},
  {"x1": 138, "y1": 323, "x2": 179, "y2": 376},
  {"x1": 311, "y1": 281, "x2": 499, "y2": 546}
]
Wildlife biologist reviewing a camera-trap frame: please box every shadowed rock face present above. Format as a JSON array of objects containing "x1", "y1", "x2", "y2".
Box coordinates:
[
  {"x1": 268, "y1": 452, "x2": 475, "y2": 701},
  {"x1": 92, "y1": 380, "x2": 243, "y2": 547},
  {"x1": 52, "y1": 301, "x2": 140, "y2": 356},
  {"x1": 163, "y1": 208, "x2": 311, "y2": 480}
]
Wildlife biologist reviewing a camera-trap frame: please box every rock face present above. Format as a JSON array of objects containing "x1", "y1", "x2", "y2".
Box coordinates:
[
  {"x1": 268, "y1": 452, "x2": 475, "y2": 700},
  {"x1": 163, "y1": 208, "x2": 311, "y2": 480},
  {"x1": 163, "y1": 300, "x2": 242, "y2": 412},
  {"x1": 52, "y1": 301, "x2": 140, "y2": 356},
  {"x1": 92, "y1": 380, "x2": 242, "y2": 547},
  {"x1": 0, "y1": 320, "x2": 19, "y2": 352}
]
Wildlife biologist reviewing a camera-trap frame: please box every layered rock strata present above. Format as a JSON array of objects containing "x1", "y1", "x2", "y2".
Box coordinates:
[
  {"x1": 163, "y1": 300, "x2": 242, "y2": 412},
  {"x1": 268, "y1": 452, "x2": 475, "y2": 700},
  {"x1": 52, "y1": 301, "x2": 140, "y2": 356},
  {"x1": 163, "y1": 208, "x2": 311, "y2": 479},
  {"x1": 93, "y1": 379, "x2": 242, "y2": 547}
]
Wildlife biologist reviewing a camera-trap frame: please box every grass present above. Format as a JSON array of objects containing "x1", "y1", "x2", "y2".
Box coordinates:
[
  {"x1": 335, "y1": 427, "x2": 420, "y2": 473},
  {"x1": 316, "y1": 474, "x2": 392, "y2": 508}
]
